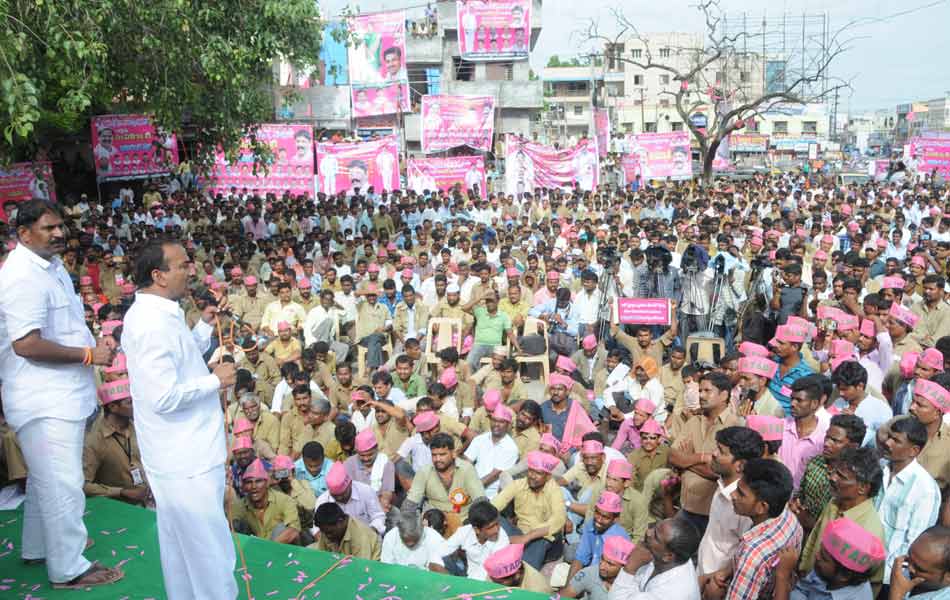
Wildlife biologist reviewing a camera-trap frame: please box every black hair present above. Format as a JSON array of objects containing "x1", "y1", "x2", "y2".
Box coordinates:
[
  {"x1": 335, "y1": 420, "x2": 356, "y2": 445},
  {"x1": 468, "y1": 500, "x2": 500, "y2": 529},
  {"x1": 423, "y1": 508, "x2": 446, "y2": 537},
  {"x1": 428, "y1": 432, "x2": 455, "y2": 451},
  {"x1": 834, "y1": 447, "x2": 883, "y2": 498},
  {"x1": 499, "y1": 358, "x2": 518, "y2": 372},
  {"x1": 280, "y1": 361, "x2": 301, "y2": 379},
  {"x1": 15, "y1": 198, "x2": 62, "y2": 230},
  {"x1": 741, "y1": 458, "x2": 794, "y2": 518},
  {"x1": 371, "y1": 370, "x2": 393, "y2": 385},
  {"x1": 301, "y1": 441, "x2": 325, "y2": 461},
  {"x1": 715, "y1": 426, "x2": 764, "y2": 461},
  {"x1": 134, "y1": 237, "x2": 179, "y2": 288},
  {"x1": 314, "y1": 502, "x2": 347, "y2": 527},
  {"x1": 790, "y1": 374, "x2": 825, "y2": 403},
  {"x1": 518, "y1": 399, "x2": 542, "y2": 423},
  {"x1": 700, "y1": 370, "x2": 732, "y2": 393},
  {"x1": 666, "y1": 516, "x2": 702, "y2": 563},
  {"x1": 831, "y1": 361, "x2": 868, "y2": 388},
  {"x1": 891, "y1": 415, "x2": 929, "y2": 450},
  {"x1": 437, "y1": 347, "x2": 459, "y2": 363},
  {"x1": 829, "y1": 414, "x2": 867, "y2": 445}
]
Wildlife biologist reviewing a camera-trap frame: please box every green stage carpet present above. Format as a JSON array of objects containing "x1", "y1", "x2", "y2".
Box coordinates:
[{"x1": 0, "y1": 497, "x2": 545, "y2": 599}]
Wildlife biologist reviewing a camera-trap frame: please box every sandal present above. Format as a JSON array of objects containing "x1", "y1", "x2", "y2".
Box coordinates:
[
  {"x1": 52, "y1": 562, "x2": 124, "y2": 589},
  {"x1": 23, "y1": 537, "x2": 95, "y2": 565}
]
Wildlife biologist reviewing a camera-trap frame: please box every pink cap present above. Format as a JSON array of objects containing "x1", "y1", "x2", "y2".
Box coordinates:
[
  {"x1": 634, "y1": 398, "x2": 657, "y2": 414},
  {"x1": 97, "y1": 378, "x2": 131, "y2": 405},
  {"x1": 882, "y1": 276, "x2": 905, "y2": 290},
  {"x1": 230, "y1": 267, "x2": 243, "y2": 276},
  {"x1": 607, "y1": 459, "x2": 633, "y2": 479},
  {"x1": 277, "y1": 320, "x2": 291, "y2": 331},
  {"x1": 204, "y1": 275, "x2": 216, "y2": 285},
  {"x1": 101, "y1": 319, "x2": 123, "y2": 336},
  {"x1": 367, "y1": 263, "x2": 381, "y2": 273},
  {"x1": 750, "y1": 236, "x2": 763, "y2": 247},
  {"x1": 912, "y1": 255, "x2": 927, "y2": 268},
  {"x1": 847, "y1": 221, "x2": 859, "y2": 232},
  {"x1": 795, "y1": 227, "x2": 807, "y2": 238},
  {"x1": 104, "y1": 352, "x2": 127, "y2": 374},
  {"x1": 121, "y1": 283, "x2": 135, "y2": 294},
  {"x1": 461, "y1": 335, "x2": 473, "y2": 355},
  {"x1": 272, "y1": 455, "x2": 295, "y2": 472},
  {"x1": 602, "y1": 536, "x2": 636, "y2": 565},
  {"x1": 401, "y1": 268, "x2": 413, "y2": 278},
  {"x1": 539, "y1": 433, "x2": 560, "y2": 453},
  {"x1": 376, "y1": 248, "x2": 388, "y2": 258},
  {"x1": 581, "y1": 440, "x2": 604, "y2": 455},
  {"x1": 401, "y1": 256, "x2": 414, "y2": 266},
  {"x1": 242, "y1": 458, "x2": 269, "y2": 481},
  {"x1": 548, "y1": 373, "x2": 573, "y2": 389},
  {"x1": 412, "y1": 411, "x2": 440, "y2": 432},
  {"x1": 920, "y1": 348, "x2": 944, "y2": 371},
  {"x1": 830, "y1": 339, "x2": 856, "y2": 358},
  {"x1": 841, "y1": 204, "x2": 853, "y2": 216},
  {"x1": 859, "y1": 319, "x2": 876, "y2": 338},
  {"x1": 745, "y1": 415, "x2": 784, "y2": 442},
  {"x1": 232, "y1": 436, "x2": 253, "y2": 451},
  {"x1": 771, "y1": 324, "x2": 806, "y2": 345},
  {"x1": 506, "y1": 267, "x2": 520, "y2": 278},
  {"x1": 814, "y1": 250, "x2": 828, "y2": 261},
  {"x1": 244, "y1": 276, "x2": 257, "y2": 286},
  {"x1": 876, "y1": 238, "x2": 888, "y2": 249},
  {"x1": 482, "y1": 389, "x2": 502, "y2": 412},
  {"x1": 298, "y1": 278, "x2": 311, "y2": 289},
  {"x1": 439, "y1": 367, "x2": 458, "y2": 388},
  {"x1": 355, "y1": 428, "x2": 378, "y2": 452},
  {"x1": 582, "y1": 334, "x2": 597, "y2": 350},
  {"x1": 233, "y1": 418, "x2": 254, "y2": 435},
  {"x1": 889, "y1": 303, "x2": 920, "y2": 329},
  {"x1": 363, "y1": 283, "x2": 379, "y2": 295},
  {"x1": 821, "y1": 234, "x2": 834, "y2": 244},
  {"x1": 387, "y1": 242, "x2": 397, "y2": 251},
  {"x1": 821, "y1": 518, "x2": 886, "y2": 574},
  {"x1": 326, "y1": 462, "x2": 352, "y2": 494},
  {"x1": 546, "y1": 270, "x2": 560, "y2": 280},
  {"x1": 526, "y1": 450, "x2": 559, "y2": 474},
  {"x1": 837, "y1": 314, "x2": 859, "y2": 332},
  {"x1": 739, "y1": 341, "x2": 771, "y2": 358},
  {"x1": 595, "y1": 490, "x2": 623, "y2": 514},
  {"x1": 555, "y1": 355, "x2": 577, "y2": 373},
  {"x1": 639, "y1": 419, "x2": 666, "y2": 438},
  {"x1": 738, "y1": 356, "x2": 778, "y2": 380},
  {"x1": 484, "y1": 543, "x2": 524, "y2": 579},
  {"x1": 915, "y1": 379, "x2": 950, "y2": 413},
  {"x1": 491, "y1": 404, "x2": 514, "y2": 423},
  {"x1": 900, "y1": 352, "x2": 920, "y2": 378},
  {"x1": 80, "y1": 276, "x2": 93, "y2": 285},
  {"x1": 830, "y1": 355, "x2": 853, "y2": 373}
]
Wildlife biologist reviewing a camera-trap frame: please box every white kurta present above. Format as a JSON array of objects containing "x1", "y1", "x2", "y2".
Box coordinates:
[{"x1": 123, "y1": 292, "x2": 236, "y2": 600}]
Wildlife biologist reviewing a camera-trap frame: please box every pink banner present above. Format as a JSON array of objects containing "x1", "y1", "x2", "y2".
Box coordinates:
[
  {"x1": 407, "y1": 156, "x2": 487, "y2": 199},
  {"x1": 910, "y1": 133, "x2": 950, "y2": 177},
  {"x1": 503, "y1": 135, "x2": 599, "y2": 196},
  {"x1": 205, "y1": 124, "x2": 314, "y2": 197},
  {"x1": 347, "y1": 11, "x2": 407, "y2": 85},
  {"x1": 615, "y1": 298, "x2": 671, "y2": 326},
  {"x1": 90, "y1": 114, "x2": 179, "y2": 180},
  {"x1": 351, "y1": 82, "x2": 410, "y2": 118},
  {"x1": 421, "y1": 95, "x2": 495, "y2": 154},
  {"x1": 593, "y1": 108, "x2": 610, "y2": 158},
  {"x1": 457, "y1": 0, "x2": 530, "y2": 61},
  {"x1": 624, "y1": 132, "x2": 693, "y2": 180},
  {"x1": 0, "y1": 162, "x2": 56, "y2": 220},
  {"x1": 315, "y1": 135, "x2": 400, "y2": 195}
]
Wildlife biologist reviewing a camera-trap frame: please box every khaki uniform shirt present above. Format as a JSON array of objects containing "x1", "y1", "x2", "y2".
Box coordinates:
[
  {"x1": 233, "y1": 410, "x2": 281, "y2": 457},
  {"x1": 512, "y1": 426, "x2": 541, "y2": 459},
  {"x1": 264, "y1": 338, "x2": 302, "y2": 365},
  {"x1": 430, "y1": 301, "x2": 474, "y2": 331},
  {"x1": 393, "y1": 301, "x2": 431, "y2": 342},
  {"x1": 659, "y1": 365, "x2": 685, "y2": 411},
  {"x1": 238, "y1": 353, "x2": 281, "y2": 406},
  {"x1": 799, "y1": 499, "x2": 885, "y2": 584},
  {"x1": 627, "y1": 445, "x2": 671, "y2": 492},
  {"x1": 231, "y1": 294, "x2": 269, "y2": 330},
  {"x1": 471, "y1": 365, "x2": 502, "y2": 391},
  {"x1": 615, "y1": 328, "x2": 674, "y2": 365},
  {"x1": 918, "y1": 423, "x2": 950, "y2": 492},
  {"x1": 676, "y1": 406, "x2": 742, "y2": 515},
  {"x1": 231, "y1": 489, "x2": 300, "y2": 540},
  {"x1": 373, "y1": 419, "x2": 410, "y2": 458},
  {"x1": 406, "y1": 459, "x2": 486, "y2": 518},
  {"x1": 491, "y1": 477, "x2": 566, "y2": 542},
  {"x1": 355, "y1": 301, "x2": 391, "y2": 341},
  {"x1": 82, "y1": 419, "x2": 146, "y2": 499},
  {"x1": 279, "y1": 411, "x2": 335, "y2": 457},
  {"x1": 310, "y1": 514, "x2": 382, "y2": 560},
  {"x1": 584, "y1": 483, "x2": 651, "y2": 543},
  {"x1": 912, "y1": 300, "x2": 950, "y2": 348}
]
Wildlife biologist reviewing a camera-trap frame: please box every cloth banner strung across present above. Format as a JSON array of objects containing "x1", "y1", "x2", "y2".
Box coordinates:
[
  {"x1": 593, "y1": 108, "x2": 610, "y2": 158},
  {"x1": 407, "y1": 155, "x2": 487, "y2": 199},
  {"x1": 204, "y1": 124, "x2": 314, "y2": 198},
  {"x1": 0, "y1": 162, "x2": 56, "y2": 220},
  {"x1": 456, "y1": 0, "x2": 531, "y2": 61},
  {"x1": 348, "y1": 10, "x2": 410, "y2": 117},
  {"x1": 315, "y1": 135, "x2": 400, "y2": 195},
  {"x1": 420, "y1": 95, "x2": 495, "y2": 154},
  {"x1": 90, "y1": 114, "x2": 179, "y2": 180},
  {"x1": 623, "y1": 131, "x2": 693, "y2": 181},
  {"x1": 503, "y1": 135, "x2": 599, "y2": 197}
]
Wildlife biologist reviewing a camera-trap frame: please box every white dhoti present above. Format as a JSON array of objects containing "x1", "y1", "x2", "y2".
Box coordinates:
[
  {"x1": 148, "y1": 464, "x2": 237, "y2": 600},
  {"x1": 18, "y1": 417, "x2": 91, "y2": 582}
]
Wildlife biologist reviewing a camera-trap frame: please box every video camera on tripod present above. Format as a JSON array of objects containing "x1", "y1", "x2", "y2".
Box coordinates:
[{"x1": 645, "y1": 245, "x2": 672, "y2": 272}]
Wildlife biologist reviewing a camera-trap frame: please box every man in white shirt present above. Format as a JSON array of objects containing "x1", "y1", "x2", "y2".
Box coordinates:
[
  {"x1": 464, "y1": 405, "x2": 520, "y2": 498},
  {"x1": 0, "y1": 200, "x2": 121, "y2": 589},
  {"x1": 434, "y1": 500, "x2": 510, "y2": 580},
  {"x1": 608, "y1": 517, "x2": 702, "y2": 600},
  {"x1": 380, "y1": 508, "x2": 445, "y2": 570},
  {"x1": 123, "y1": 238, "x2": 238, "y2": 600}
]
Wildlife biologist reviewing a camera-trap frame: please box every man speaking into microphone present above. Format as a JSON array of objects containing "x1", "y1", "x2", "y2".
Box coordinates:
[{"x1": 123, "y1": 237, "x2": 238, "y2": 600}]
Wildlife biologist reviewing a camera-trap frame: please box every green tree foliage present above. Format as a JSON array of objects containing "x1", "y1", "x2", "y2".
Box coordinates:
[{"x1": 0, "y1": 0, "x2": 324, "y2": 171}]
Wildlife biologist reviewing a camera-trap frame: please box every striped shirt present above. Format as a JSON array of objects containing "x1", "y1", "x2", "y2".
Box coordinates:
[
  {"x1": 875, "y1": 459, "x2": 941, "y2": 580},
  {"x1": 726, "y1": 508, "x2": 803, "y2": 600}
]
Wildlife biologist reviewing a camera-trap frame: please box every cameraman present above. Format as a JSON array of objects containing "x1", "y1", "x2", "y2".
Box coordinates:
[
  {"x1": 638, "y1": 246, "x2": 681, "y2": 302},
  {"x1": 769, "y1": 262, "x2": 809, "y2": 325}
]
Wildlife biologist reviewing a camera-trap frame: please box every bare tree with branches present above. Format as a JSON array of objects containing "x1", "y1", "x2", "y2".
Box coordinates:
[{"x1": 578, "y1": 0, "x2": 853, "y2": 182}]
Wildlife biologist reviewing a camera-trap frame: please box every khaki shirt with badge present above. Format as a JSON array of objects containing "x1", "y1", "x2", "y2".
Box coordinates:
[
  {"x1": 675, "y1": 405, "x2": 742, "y2": 515},
  {"x1": 82, "y1": 419, "x2": 147, "y2": 500},
  {"x1": 230, "y1": 489, "x2": 300, "y2": 540}
]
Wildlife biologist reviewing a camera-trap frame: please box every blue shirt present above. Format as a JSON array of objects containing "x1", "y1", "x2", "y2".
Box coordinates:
[
  {"x1": 541, "y1": 398, "x2": 574, "y2": 440},
  {"x1": 379, "y1": 292, "x2": 403, "y2": 317},
  {"x1": 295, "y1": 457, "x2": 333, "y2": 497},
  {"x1": 528, "y1": 299, "x2": 581, "y2": 337},
  {"x1": 576, "y1": 522, "x2": 629, "y2": 567},
  {"x1": 790, "y1": 569, "x2": 871, "y2": 600},
  {"x1": 768, "y1": 354, "x2": 815, "y2": 414},
  {"x1": 832, "y1": 395, "x2": 893, "y2": 447}
]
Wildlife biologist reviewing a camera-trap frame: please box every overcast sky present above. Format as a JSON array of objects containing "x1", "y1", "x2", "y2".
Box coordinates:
[{"x1": 323, "y1": 0, "x2": 950, "y2": 113}]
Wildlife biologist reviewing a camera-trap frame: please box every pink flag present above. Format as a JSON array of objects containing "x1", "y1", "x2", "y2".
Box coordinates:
[{"x1": 561, "y1": 400, "x2": 596, "y2": 450}]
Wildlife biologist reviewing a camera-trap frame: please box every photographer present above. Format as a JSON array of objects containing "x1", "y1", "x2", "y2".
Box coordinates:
[
  {"x1": 638, "y1": 246, "x2": 681, "y2": 302},
  {"x1": 769, "y1": 262, "x2": 809, "y2": 325}
]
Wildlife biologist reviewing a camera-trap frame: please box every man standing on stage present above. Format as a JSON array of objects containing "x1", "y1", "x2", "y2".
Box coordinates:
[
  {"x1": 0, "y1": 199, "x2": 122, "y2": 589},
  {"x1": 123, "y1": 238, "x2": 238, "y2": 600}
]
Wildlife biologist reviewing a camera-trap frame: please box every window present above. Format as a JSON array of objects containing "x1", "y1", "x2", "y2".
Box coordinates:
[
  {"x1": 645, "y1": 122, "x2": 657, "y2": 132},
  {"x1": 633, "y1": 75, "x2": 643, "y2": 85},
  {"x1": 660, "y1": 74, "x2": 670, "y2": 85},
  {"x1": 740, "y1": 71, "x2": 750, "y2": 83},
  {"x1": 659, "y1": 48, "x2": 670, "y2": 58},
  {"x1": 773, "y1": 121, "x2": 788, "y2": 135},
  {"x1": 803, "y1": 121, "x2": 818, "y2": 135},
  {"x1": 567, "y1": 81, "x2": 588, "y2": 94},
  {"x1": 659, "y1": 98, "x2": 670, "y2": 108},
  {"x1": 486, "y1": 62, "x2": 513, "y2": 81},
  {"x1": 631, "y1": 49, "x2": 642, "y2": 59},
  {"x1": 671, "y1": 122, "x2": 683, "y2": 131},
  {"x1": 624, "y1": 123, "x2": 634, "y2": 132},
  {"x1": 574, "y1": 105, "x2": 583, "y2": 116},
  {"x1": 453, "y1": 57, "x2": 474, "y2": 81}
]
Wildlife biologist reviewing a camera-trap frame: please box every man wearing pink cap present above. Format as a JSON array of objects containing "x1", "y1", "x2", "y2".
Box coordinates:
[
  {"x1": 483, "y1": 542, "x2": 553, "y2": 593},
  {"x1": 561, "y1": 535, "x2": 634, "y2": 599},
  {"x1": 269, "y1": 454, "x2": 316, "y2": 533},
  {"x1": 315, "y1": 461, "x2": 387, "y2": 535},
  {"x1": 887, "y1": 301, "x2": 923, "y2": 363},
  {"x1": 567, "y1": 489, "x2": 630, "y2": 581},
  {"x1": 736, "y1": 355, "x2": 786, "y2": 418},
  {"x1": 343, "y1": 428, "x2": 396, "y2": 511},
  {"x1": 464, "y1": 404, "x2": 519, "y2": 498},
  {"x1": 491, "y1": 450, "x2": 567, "y2": 570},
  {"x1": 767, "y1": 322, "x2": 816, "y2": 414},
  {"x1": 230, "y1": 458, "x2": 301, "y2": 545},
  {"x1": 571, "y1": 333, "x2": 606, "y2": 388},
  {"x1": 83, "y1": 379, "x2": 150, "y2": 506},
  {"x1": 909, "y1": 378, "x2": 950, "y2": 494}
]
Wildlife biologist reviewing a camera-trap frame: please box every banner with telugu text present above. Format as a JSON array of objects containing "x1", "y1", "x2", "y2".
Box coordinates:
[
  {"x1": 315, "y1": 135, "x2": 400, "y2": 195},
  {"x1": 421, "y1": 95, "x2": 495, "y2": 154},
  {"x1": 456, "y1": 0, "x2": 531, "y2": 62},
  {"x1": 90, "y1": 114, "x2": 179, "y2": 180},
  {"x1": 407, "y1": 156, "x2": 487, "y2": 199},
  {"x1": 348, "y1": 11, "x2": 409, "y2": 117},
  {"x1": 909, "y1": 133, "x2": 950, "y2": 177},
  {"x1": 623, "y1": 131, "x2": 693, "y2": 180},
  {"x1": 205, "y1": 124, "x2": 314, "y2": 198},
  {"x1": 0, "y1": 162, "x2": 56, "y2": 221},
  {"x1": 503, "y1": 135, "x2": 599, "y2": 196}
]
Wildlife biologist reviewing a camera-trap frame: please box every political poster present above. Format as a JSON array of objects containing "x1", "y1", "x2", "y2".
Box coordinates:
[
  {"x1": 624, "y1": 131, "x2": 693, "y2": 180},
  {"x1": 457, "y1": 0, "x2": 530, "y2": 62},
  {"x1": 909, "y1": 133, "x2": 950, "y2": 177},
  {"x1": 730, "y1": 133, "x2": 769, "y2": 153},
  {"x1": 0, "y1": 162, "x2": 56, "y2": 220},
  {"x1": 348, "y1": 10, "x2": 409, "y2": 117},
  {"x1": 407, "y1": 156, "x2": 487, "y2": 199},
  {"x1": 713, "y1": 135, "x2": 734, "y2": 172},
  {"x1": 205, "y1": 124, "x2": 314, "y2": 197},
  {"x1": 504, "y1": 135, "x2": 599, "y2": 196},
  {"x1": 315, "y1": 135, "x2": 400, "y2": 195},
  {"x1": 593, "y1": 108, "x2": 610, "y2": 158},
  {"x1": 90, "y1": 114, "x2": 179, "y2": 180},
  {"x1": 421, "y1": 95, "x2": 495, "y2": 154},
  {"x1": 614, "y1": 298, "x2": 672, "y2": 326}
]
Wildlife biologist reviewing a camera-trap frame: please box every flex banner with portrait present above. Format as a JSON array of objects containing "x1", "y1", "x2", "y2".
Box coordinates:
[{"x1": 348, "y1": 10, "x2": 410, "y2": 117}]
